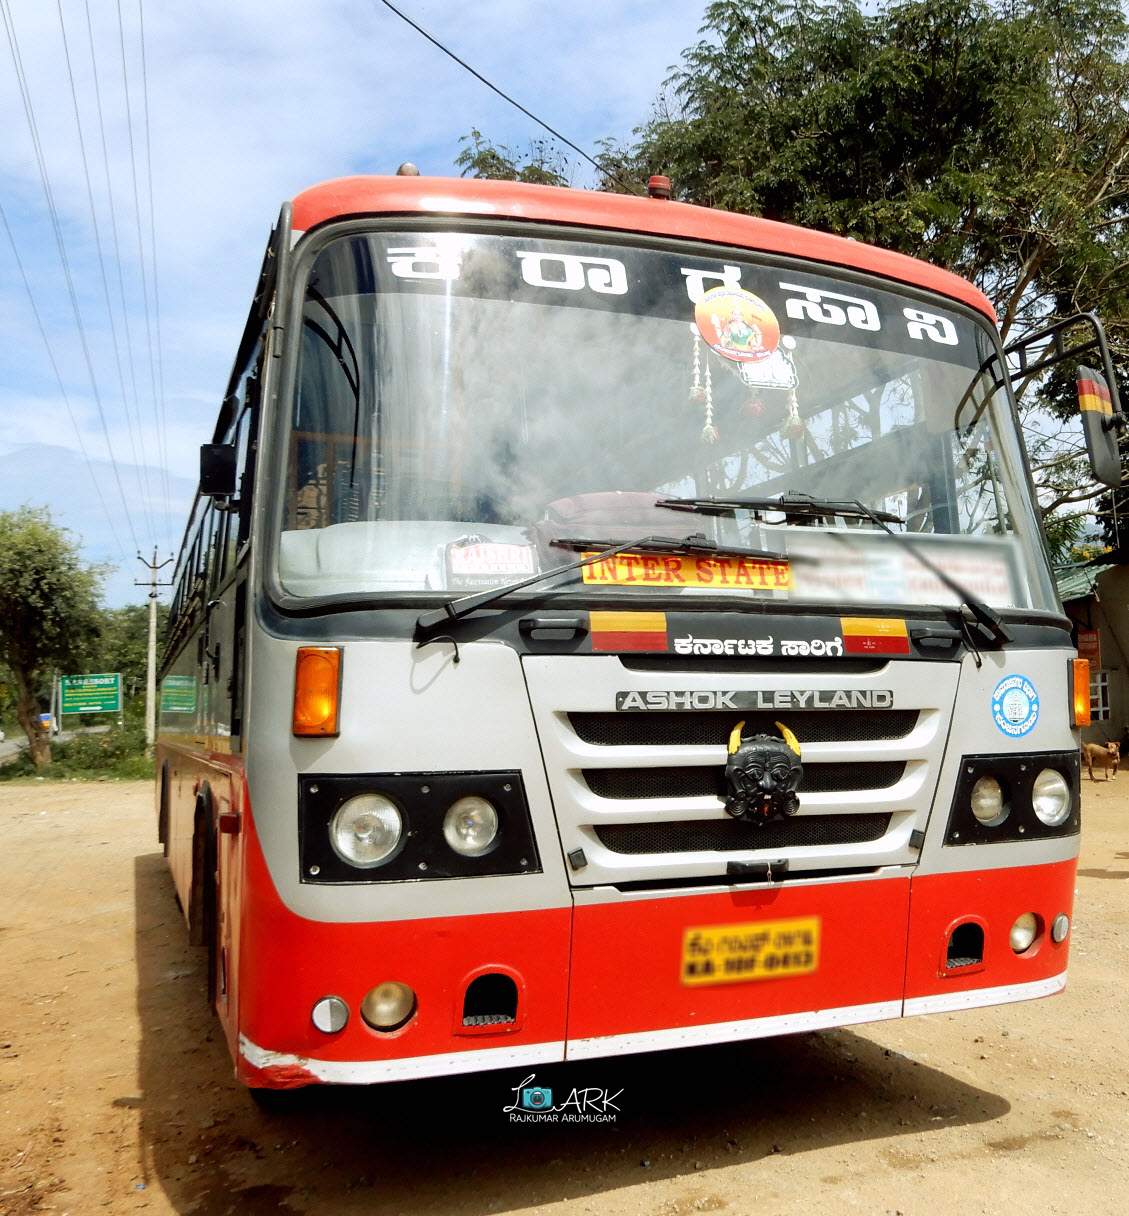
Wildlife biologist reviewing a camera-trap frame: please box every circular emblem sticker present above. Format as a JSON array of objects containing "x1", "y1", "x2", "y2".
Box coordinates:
[
  {"x1": 695, "y1": 286, "x2": 780, "y2": 363},
  {"x1": 991, "y1": 674, "x2": 1040, "y2": 737}
]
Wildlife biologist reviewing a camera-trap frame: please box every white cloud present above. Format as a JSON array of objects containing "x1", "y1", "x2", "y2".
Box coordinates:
[{"x1": 0, "y1": 0, "x2": 705, "y2": 602}]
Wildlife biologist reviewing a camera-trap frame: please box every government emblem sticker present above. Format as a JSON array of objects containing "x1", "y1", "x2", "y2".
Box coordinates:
[
  {"x1": 991, "y1": 674, "x2": 1040, "y2": 737},
  {"x1": 694, "y1": 286, "x2": 780, "y2": 363}
]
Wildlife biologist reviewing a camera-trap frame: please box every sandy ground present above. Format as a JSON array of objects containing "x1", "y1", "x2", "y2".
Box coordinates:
[{"x1": 0, "y1": 777, "x2": 1127, "y2": 1216}]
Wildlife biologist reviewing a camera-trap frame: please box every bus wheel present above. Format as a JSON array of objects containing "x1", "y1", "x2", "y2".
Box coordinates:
[
  {"x1": 203, "y1": 819, "x2": 219, "y2": 1007},
  {"x1": 157, "y1": 765, "x2": 170, "y2": 857},
  {"x1": 188, "y1": 793, "x2": 220, "y2": 1006}
]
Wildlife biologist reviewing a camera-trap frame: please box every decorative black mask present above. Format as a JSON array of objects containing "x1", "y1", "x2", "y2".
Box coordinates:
[{"x1": 723, "y1": 720, "x2": 803, "y2": 823}]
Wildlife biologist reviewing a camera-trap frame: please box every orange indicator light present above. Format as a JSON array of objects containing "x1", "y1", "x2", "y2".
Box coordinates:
[
  {"x1": 293, "y1": 646, "x2": 342, "y2": 737},
  {"x1": 1070, "y1": 658, "x2": 1091, "y2": 728}
]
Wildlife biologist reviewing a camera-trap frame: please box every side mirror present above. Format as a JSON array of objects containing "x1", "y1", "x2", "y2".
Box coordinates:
[
  {"x1": 1076, "y1": 367, "x2": 1123, "y2": 488},
  {"x1": 200, "y1": 443, "x2": 236, "y2": 498},
  {"x1": 1000, "y1": 312, "x2": 1124, "y2": 489}
]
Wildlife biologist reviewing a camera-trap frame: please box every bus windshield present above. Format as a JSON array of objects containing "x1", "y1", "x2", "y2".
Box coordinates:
[{"x1": 276, "y1": 229, "x2": 1056, "y2": 612}]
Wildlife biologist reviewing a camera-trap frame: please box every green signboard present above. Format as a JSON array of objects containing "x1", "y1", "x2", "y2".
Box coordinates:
[
  {"x1": 60, "y1": 672, "x2": 122, "y2": 715},
  {"x1": 160, "y1": 674, "x2": 198, "y2": 714}
]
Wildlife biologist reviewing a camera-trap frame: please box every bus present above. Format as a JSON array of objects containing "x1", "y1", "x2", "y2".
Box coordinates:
[{"x1": 156, "y1": 170, "x2": 1121, "y2": 1092}]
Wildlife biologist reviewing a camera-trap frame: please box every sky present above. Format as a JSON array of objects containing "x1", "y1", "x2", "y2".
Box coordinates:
[{"x1": 0, "y1": 0, "x2": 706, "y2": 605}]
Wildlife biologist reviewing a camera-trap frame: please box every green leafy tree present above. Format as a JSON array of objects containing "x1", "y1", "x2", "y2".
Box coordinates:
[
  {"x1": 462, "y1": 0, "x2": 1129, "y2": 557},
  {"x1": 455, "y1": 127, "x2": 572, "y2": 186},
  {"x1": 95, "y1": 603, "x2": 169, "y2": 702},
  {"x1": 0, "y1": 508, "x2": 104, "y2": 767}
]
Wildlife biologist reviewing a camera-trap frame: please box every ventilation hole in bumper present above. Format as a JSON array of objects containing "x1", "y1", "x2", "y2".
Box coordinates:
[
  {"x1": 462, "y1": 973, "x2": 518, "y2": 1026},
  {"x1": 946, "y1": 921, "x2": 985, "y2": 969}
]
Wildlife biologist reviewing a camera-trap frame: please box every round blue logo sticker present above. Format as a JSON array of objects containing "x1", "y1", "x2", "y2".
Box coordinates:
[{"x1": 991, "y1": 674, "x2": 1040, "y2": 737}]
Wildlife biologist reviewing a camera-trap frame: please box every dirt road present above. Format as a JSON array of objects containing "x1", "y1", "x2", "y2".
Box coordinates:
[{"x1": 1, "y1": 778, "x2": 1127, "y2": 1216}]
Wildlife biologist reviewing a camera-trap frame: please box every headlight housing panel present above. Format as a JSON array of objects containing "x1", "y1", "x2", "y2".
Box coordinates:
[
  {"x1": 299, "y1": 771, "x2": 540, "y2": 883},
  {"x1": 944, "y1": 750, "x2": 1080, "y2": 845}
]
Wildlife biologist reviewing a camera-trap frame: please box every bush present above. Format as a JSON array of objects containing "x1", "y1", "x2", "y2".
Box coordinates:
[
  {"x1": 0, "y1": 723, "x2": 153, "y2": 781},
  {"x1": 63, "y1": 723, "x2": 146, "y2": 766}
]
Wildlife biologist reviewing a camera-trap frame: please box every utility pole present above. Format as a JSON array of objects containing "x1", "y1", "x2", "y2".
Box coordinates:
[{"x1": 136, "y1": 550, "x2": 173, "y2": 753}]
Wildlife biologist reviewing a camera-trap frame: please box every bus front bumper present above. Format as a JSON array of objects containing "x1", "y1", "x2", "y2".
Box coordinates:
[{"x1": 235, "y1": 829, "x2": 1075, "y2": 1087}]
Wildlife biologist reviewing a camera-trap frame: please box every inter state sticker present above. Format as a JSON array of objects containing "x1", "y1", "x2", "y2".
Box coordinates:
[{"x1": 991, "y1": 674, "x2": 1040, "y2": 737}]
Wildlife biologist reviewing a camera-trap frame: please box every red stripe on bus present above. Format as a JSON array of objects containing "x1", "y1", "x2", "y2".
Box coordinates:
[
  {"x1": 591, "y1": 631, "x2": 669, "y2": 652},
  {"x1": 842, "y1": 633, "x2": 912, "y2": 655},
  {"x1": 1077, "y1": 378, "x2": 1111, "y2": 402}
]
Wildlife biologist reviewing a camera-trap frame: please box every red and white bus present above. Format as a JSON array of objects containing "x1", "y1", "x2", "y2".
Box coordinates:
[{"x1": 156, "y1": 171, "x2": 1117, "y2": 1092}]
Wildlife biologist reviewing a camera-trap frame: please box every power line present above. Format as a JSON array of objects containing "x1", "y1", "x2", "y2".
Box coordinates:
[
  {"x1": 136, "y1": 0, "x2": 173, "y2": 550},
  {"x1": 371, "y1": 0, "x2": 642, "y2": 195},
  {"x1": 82, "y1": 0, "x2": 152, "y2": 529},
  {"x1": 0, "y1": 199, "x2": 127, "y2": 560},
  {"x1": 0, "y1": 0, "x2": 141, "y2": 553},
  {"x1": 114, "y1": 0, "x2": 166, "y2": 545},
  {"x1": 55, "y1": 0, "x2": 156, "y2": 545}
]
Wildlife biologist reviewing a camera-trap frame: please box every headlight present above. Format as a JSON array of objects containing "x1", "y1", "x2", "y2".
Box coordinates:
[
  {"x1": 1032, "y1": 769, "x2": 1071, "y2": 827},
  {"x1": 330, "y1": 794, "x2": 403, "y2": 867},
  {"x1": 443, "y1": 796, "x2": 499, "y2": 857},
  {"x1": 1010, "y1": 912, "x2": 1039, "y2": 953},
  {"x1": 970, "y1": 775, "x2": 1008, "y2": 826}
]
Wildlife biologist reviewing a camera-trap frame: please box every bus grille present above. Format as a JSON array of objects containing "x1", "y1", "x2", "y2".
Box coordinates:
[
  {"x1": 521, "y1": 655, "x2": 959, "y2": 887},
  {"x1": 569, "y1": 709, "x2": 918, "y2": 747},
  {"x1": 595, "y1": 814, "x2": 891, "y2": 854},
  {"x1": 583, "y1": 762, "x2": 905, "y2": 800}
]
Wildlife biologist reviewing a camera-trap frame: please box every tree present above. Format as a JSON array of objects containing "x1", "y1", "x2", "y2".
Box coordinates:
[
  {"x1": 461, "y1": 0, "x2": 1129, "y2": 557},
  {"x1": 455, "y1": 127, "x2": 572, "y2": 186},
  {"x1": 0, "y1": 508, "x2": 104, "y2": 767},
  {"x1": 95, "y1": 603, "x2": 168, "y2": 702}
]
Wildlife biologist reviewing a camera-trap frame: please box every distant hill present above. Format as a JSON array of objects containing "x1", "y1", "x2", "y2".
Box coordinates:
[{"x1": 0, "y1": 443, "x2": 194, "y2": 606}]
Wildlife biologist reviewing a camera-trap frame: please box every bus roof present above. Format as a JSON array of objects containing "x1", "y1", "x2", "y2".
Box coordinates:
[{"x1": 290, "y1": 175, "x2": 996, "y2": 324}]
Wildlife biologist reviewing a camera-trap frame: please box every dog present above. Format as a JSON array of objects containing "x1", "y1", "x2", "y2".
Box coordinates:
[{"x1": 1082, "y1": 740, "x2": 1120, "y2": 781}]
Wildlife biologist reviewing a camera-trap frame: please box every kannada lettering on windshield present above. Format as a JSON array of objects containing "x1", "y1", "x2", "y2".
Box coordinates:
[{"x1": 377, "y1": 241, "x2": 970, "y2": 356}]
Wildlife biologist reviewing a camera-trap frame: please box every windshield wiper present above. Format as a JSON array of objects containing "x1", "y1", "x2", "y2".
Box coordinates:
[
  {"x1": 659, "y1": 492, "x2": 1011, "y2": 649},
  {"x1": 415, "y1": 533, "x2": 782, "y2": 637},
  {"x1": 657, "y1": 492, "x2": 905, "y2": 525},
  {"x1": 548, "y1": 532, "x2": 785, "y2": 560}
]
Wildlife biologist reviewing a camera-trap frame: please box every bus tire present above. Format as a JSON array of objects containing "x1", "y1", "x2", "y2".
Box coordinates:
[
  {"x1": 157, "y1": 764, "x2": 170, "y2": 857},
  {"x1": 188, "y1": 795, "x2": 208, "y2": 946},
  {"x1": 203, "y1": 818, "x2": 219, "y2": 1007},
  {"x1": 188, "y1": 787, "x2": 221, "y2": 1006},
  {"x1": 188, "y1": 791, "x2": 220, "y2": 1006}
]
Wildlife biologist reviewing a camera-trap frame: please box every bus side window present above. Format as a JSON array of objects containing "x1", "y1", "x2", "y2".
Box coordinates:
[
  {"x1": 195, "y1": 508, "x2": 215, "y2": 600},
  {"x1": 211, "y1": 505, "x2": 230, "y2": 590},
  {"x1": 233, "y1": 401, "x2": 256, "y2": 553}
]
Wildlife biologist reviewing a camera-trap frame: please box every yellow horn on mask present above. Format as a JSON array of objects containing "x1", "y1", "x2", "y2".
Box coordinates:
[
  {"x1": 728, "y1": 720, "x2": 745, "y2": 754},
  {"x1": 775, "y1": 721, "x2": 801, "y2": 756}
]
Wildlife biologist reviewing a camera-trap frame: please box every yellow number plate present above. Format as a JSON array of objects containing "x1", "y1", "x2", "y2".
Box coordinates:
[{"x1": 681, "y1": 917, "x2": 820, "y2": 986}]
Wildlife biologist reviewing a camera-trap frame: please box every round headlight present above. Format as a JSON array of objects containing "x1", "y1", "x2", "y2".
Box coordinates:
[
  {"x1": 361, "y1": 981, "x2": 416, "y2": 1031},
  {"x1": 443, "y1": 796, "x2": 499, "y2": 857},
  {"x1": 330, "y1": 794, "x2": 403, "y2": 867},
  {"x1": 970, "y1": 775, "x2": 1008, "y2": 826},
  {"x1": 1032, "y1": 769, "x2": 1071, "y2": 827},
  {"x1": 1010, "y1": 912, "x2": 1039, "y2": 954}
]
